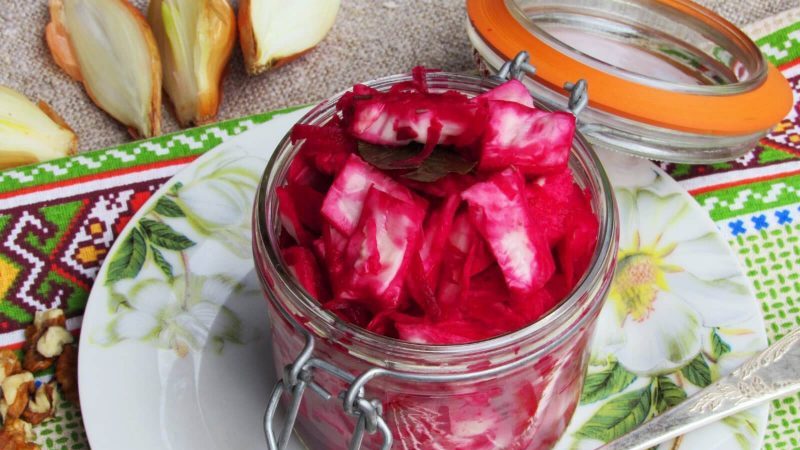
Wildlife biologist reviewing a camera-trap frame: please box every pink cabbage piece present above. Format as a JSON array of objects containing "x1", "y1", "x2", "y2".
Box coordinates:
[
  {"x1": 320, "y1": 154, "x2": 425, "y2": 235},
  {"x1": 478, "y1": 100, "x2": 575, "y2": 175},
  {"x1": 337, "y1": 187, "x2": 426, "y2": 311},
  {"x1": 475, "y1": 79, "x2": 534, "y2": 107},
  {"x1": 345, "y1": 87, "x2": 483, "y2": 148},
  {"x1": 446, "y1": 211, "x2": 493, "y2": 273},
  {"x1": 462, "y1": 167, "x2": 555, "y2": 295}
]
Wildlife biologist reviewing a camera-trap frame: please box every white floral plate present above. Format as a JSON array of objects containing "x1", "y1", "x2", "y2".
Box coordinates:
[{"x1": 78, "y1": 107, "x2": 768, "y2": 450}]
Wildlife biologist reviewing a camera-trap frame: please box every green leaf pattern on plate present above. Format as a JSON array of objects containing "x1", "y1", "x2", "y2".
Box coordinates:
[
  {"x1": 681, "y1": 354, "x2": 713, "y2": 388},
  {"x1": 154, "y1": 196, "x2": 185, "y2": 217},
  {"x1": 580, "y1": 360, "x2": 637, "y2": 405},
  {"x1": 105, "y1": 228, "x2": 147, "y2": 284},
  {"x1": 149, "y1": 245, "x2": 174, "y2": 280},
  {"x1": 96, "y1": 150, "x2": 263, "y2": 356},
  {"x1": 653, "y1": 375, "x2": 687, "y2": 414},
  {"x1": 577, "y1": 387, "x2": 653, "y2": 443},
  {"x1": 140, "y1": 218, "x2": 196, "y2": 250},
  {"x1": 711, "y1": 327, "x2": 732, "y2": 359}
]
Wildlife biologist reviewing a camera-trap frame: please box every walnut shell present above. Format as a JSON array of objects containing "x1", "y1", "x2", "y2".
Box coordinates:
[
  {"x1": 2, "y1": 380, "x2": 33, "y2": 420},
  {"x1": 55, "y1": 344, "x2": 78, "y2": 405},
  {"x1": 0, "y1": 418, "x2": 39, "y2": 450},
  {"x1": 0, "y1": 351, "x2": 21, "y2": 382},
  {"x1": 22, "y1": 327, "x2": 51, "y2": 373},
  {"x1": 21, "y1": 383, "x2": 58, "y2": 426},
  {"x1": 22, "y1": 309, "x2": 68, "y2": 373}
]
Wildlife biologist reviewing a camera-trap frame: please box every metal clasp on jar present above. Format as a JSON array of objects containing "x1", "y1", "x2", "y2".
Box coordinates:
[
  {"x1": 491, "y1": 50, "x2": 589, "y2": 116},
  {"x1": 264, "y1": 329, "x2": 393, "y2": 450},
  {"x1": 263, "y1": 51, "x2": 590, "y2": 450}
]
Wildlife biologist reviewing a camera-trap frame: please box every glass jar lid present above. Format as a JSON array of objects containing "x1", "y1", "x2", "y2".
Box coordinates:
[{"x1": 467, "y1": 0, "x2": 794, "y2": 163}]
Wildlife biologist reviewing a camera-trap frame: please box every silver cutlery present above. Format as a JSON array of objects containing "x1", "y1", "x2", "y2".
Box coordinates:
[{"x1": 600, "y1": 327, "x2": 800, "y2": 450}]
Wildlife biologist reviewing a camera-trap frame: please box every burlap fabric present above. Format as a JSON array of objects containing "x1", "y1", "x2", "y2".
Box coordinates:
[{"x1": 0, "y1": 0, "x2": 794, "y2": 151}]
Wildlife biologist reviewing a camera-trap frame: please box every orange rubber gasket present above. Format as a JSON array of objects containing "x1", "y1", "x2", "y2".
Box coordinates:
[{"x1": 467, "y1": 0, "x2": 793, "y2": 136}]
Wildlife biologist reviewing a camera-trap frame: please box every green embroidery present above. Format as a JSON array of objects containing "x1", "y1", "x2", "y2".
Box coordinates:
[{"x1": 756, "y1": 21, "x2": 800, "y2": 67}]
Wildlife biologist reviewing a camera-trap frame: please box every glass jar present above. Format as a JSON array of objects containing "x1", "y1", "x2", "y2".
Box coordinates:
[
  {"x1": 467, "y1": 0, "x2": 793, "y2": 163},
  {"x1": 252, "y1": 71, "x2": 618, "y2": 450}
]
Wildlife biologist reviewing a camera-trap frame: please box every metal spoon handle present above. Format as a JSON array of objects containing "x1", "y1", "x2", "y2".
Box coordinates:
[{"x1": 600, "y1": 328, "x2": 800, "y2": 450}]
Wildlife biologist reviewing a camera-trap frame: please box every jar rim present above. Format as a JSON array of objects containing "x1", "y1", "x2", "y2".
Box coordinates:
[
  {"x1": 506, "y1": 0, "x2": 767, "y2": 95},
  {"x1": 466, "y1": 0, "x2": 793, "y2": 139},
  {"x1": 253, "y1": 71, "x2": 618, "y2": 372}
]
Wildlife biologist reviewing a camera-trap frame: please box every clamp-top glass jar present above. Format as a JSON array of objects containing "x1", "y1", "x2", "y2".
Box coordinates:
[
  {"x1": 467, "y1": 0, "x2": 793, "y2": 163},
  {"x1": 252, "y1": 71, "x2": 618, "y2": 450}
]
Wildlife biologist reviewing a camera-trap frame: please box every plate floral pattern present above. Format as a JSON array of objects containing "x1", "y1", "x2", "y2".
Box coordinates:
[
  {"x1": 93, "y1": 149, "x2": 263, "y2": 356},
  {"x1": 79, "y1": 110, "x2": 768, "y2": 450},
  {"x1": 554, "y1": 151, "x2": 768, "y2": 450}
]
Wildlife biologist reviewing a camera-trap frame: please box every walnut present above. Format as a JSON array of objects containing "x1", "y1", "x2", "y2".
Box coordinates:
[
  {"x1": 22, "y1": 309, "x2": 67, "y2": 373},
  {"x1": 21, "y1": 383, "x2": 57, "y2": 426},
  {"x1": 55, "y1": 344, "x2": 78, "y2": 405},
  {"x1": 35, "y1": 327, "x2": 72, "y2": 359},
  {"x1": 0, "y1": 418, "x2": 39, "y2": 450},
  {"x1": 21, "y1": 330, "x2": 49, "y2": 374},
  {"x1": 0, "y1": 373, "x2": 34, "y2": 421},
  {"x1": 0, "y1": 351, "x2": 21, "y2": 385},
  {"x1": 32, "y1": 310, "x2": 65, "y2": 330}
]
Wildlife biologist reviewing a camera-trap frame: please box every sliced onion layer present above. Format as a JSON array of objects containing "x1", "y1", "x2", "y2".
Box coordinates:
[
  {"x1": 148, "y1": 0, "x2": 236, "y2": 127},
  {"x1": 0, "y1": 86, "x2": 77, "y2": 169},
  {"x1": 239, "y1": 0, "x2": 340, "y2": 75},
  {"x1": 46, "y1": 0, "x2": 162, "y2": 138}
]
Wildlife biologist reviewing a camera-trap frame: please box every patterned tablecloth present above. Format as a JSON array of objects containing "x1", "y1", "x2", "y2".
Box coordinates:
[{"x1": 0, "y1": 10, "x2": 799, "y2": 450}]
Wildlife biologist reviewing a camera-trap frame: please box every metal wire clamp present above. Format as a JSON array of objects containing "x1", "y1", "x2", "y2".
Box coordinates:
[{"x1": 492, "y1": 50, "x2": 589, "y2": 116}]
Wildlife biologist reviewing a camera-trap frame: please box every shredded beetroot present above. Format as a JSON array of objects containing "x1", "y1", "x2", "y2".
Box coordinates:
[
  {"x1": 322, "y1": 298, "x2": 372, "y2": 328},
  {"x1": 282, "y1": 246, "x2": 330, "y2": 302},
  {"x1": 276, "y1": 186, "x2": 314, "y2": 246},
  {"x1": 291, "y1": 123, "x2": 355, "y2": 175},
  {"x1": 321, "y1": 223, "x2": 348, "y2": 293},
  {"x1": 526, "y1": 168, "x2": 586, "y2": 246},
  {"x1": 396, "y1": 320, "x2": 490, "y2": 345},
  {"x1": 558, "y1": 203, "x2": 599, "y2": 289},
  {"x1": 281, "y1": 184, "x2": 325, "y2": 234},
  {"x1": 406, "y1": 194, "x2": 460, "y2": 317},
  {"x1": 275, "y1": 76, "x2": 599, "y2": 344},
  {"x1": 286, "y1": 154, "x2": 330, "y2": 192}
]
